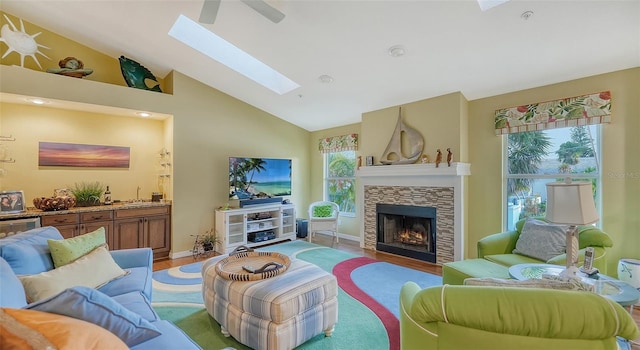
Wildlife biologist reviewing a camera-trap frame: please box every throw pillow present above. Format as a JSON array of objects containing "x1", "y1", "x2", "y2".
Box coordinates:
[
  {"x1": 19, "y1": 245, "x2": 128, "y2": 303},
  {"x1": 464, "y1": 277, "x2": 593, "y2": 291},
  {"x1": 27, "y1": 287, "x2": 161, "y2": 347},
  {"x1": 48, "y1": 227, "x2": 106, "y2": 268},
  {"x1": 1, "y1": 307, "x2": 128, "y2": 349},
  {"x1": 513, "y1": 219, "x2": 567, "y2": 261},
  {"x1": 313, "y1": 204, "x2": 333, "y2": 218}
]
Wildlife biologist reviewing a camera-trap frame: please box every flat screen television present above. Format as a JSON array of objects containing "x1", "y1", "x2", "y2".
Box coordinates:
[{"x1": 229, "y1": 157, "x2": 292, "y2": 199}]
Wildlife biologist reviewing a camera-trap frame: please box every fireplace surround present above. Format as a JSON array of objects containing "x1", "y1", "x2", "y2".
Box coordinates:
[{"x1": 357, "y1": 162, "x2": 470, "y2": 264}]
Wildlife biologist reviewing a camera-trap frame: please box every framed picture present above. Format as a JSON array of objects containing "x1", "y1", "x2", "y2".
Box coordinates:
[
  {"x1": 366, "y1": 156, "x2": 374, "y2": 166},
  {"x1": 0, "y1": 190, "x2": 26, "y2": 214}
]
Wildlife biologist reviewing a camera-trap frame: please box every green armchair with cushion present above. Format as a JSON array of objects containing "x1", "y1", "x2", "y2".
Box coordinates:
[
  {"x1": 477, "y1": 218, "x2": 613, "y2": 274},
  {"x1": 400, "y1": 283, "x2": 639, "y2": 350}
]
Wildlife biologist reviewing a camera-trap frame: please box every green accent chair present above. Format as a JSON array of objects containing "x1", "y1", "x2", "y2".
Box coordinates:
[
  {"x1": 400, "y1": 283, "x2": 639, "y2": 350},
  {"x1": 477, "y1": 218, "x2": 613, "y2": 274}
]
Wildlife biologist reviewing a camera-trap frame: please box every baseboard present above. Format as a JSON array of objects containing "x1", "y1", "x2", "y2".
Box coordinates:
[
  {"x1": 168, "y1": 234, "x2": 359, "y2": 260},
  {"x1": 170, "y1": 250, "x2": 194, "y2": 259},
  {"x1": 309, "y1": 231, "x2": 359, "y2": 242}
]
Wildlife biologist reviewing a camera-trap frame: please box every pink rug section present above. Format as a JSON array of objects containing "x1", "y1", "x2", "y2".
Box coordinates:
[{"x1": 332, "y1": 256, "x2": 400, "y2": 350}]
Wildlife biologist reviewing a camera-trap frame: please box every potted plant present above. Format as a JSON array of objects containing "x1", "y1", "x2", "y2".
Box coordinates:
[{"x1": 70, "y1": 181, "x2": 105, "y2": 207}]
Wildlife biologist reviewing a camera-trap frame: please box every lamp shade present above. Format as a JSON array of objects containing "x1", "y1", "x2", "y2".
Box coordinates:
[{"x1": 545, "y1": 180, "x2": 598, "y2": 225}]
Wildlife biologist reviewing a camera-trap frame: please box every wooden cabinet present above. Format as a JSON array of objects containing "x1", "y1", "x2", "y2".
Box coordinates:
[
  {"x1": 41, "y1": 211, "x2": 114, "y2": 247},
  {"x1": 114, "y1": 206, "x2": 171, "y2": 260},
  {"x1": 215, "y1": 204, "x2": 296, "y2": 254},
  {"x1": 39, "y1": 204, "x2": 171, "y2": 260}
]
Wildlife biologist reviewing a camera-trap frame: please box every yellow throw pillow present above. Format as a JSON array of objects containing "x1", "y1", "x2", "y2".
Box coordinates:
[
  {"x1": 48, "y1": 227, "x2": 106, "y2": 268},
  {"x1": 19, "y1": 245, "x2": 128, "y2": 303},
  {"x1": 0, "y1": 308, "x2": 128, "y2": 350}
]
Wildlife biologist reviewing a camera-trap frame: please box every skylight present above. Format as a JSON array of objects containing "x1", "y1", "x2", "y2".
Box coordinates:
[
  {"x1": 168, "y1": 14, "x2": 300, "y2": 95},
  {"x1": 477, "y1": 0, "x2": 511, "y2": 11}
]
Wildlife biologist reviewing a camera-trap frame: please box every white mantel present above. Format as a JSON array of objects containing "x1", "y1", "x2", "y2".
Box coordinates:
[
  {"x1": 357, "y1": 162, "x2": 470, "y2": 178},
  {"x1": 357, "y1": 162, "x2": 471, "y2": 262}
]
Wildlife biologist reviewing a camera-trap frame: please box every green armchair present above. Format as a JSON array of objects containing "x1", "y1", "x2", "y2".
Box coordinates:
[
  {"x1": 400, "y1": 283, "x2": 639, "y2": 350},
  {"x1": 477, "y1": 218, "x2": 613, "y2": 274}
]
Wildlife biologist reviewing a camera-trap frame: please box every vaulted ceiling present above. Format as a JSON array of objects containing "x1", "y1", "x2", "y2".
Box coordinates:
[{"x1": 2, "y1": 0, "x2": 638, "y2": 131}]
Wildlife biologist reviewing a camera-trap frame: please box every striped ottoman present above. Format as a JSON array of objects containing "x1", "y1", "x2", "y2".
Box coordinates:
[{"x1": 202, "y1": 256, "x2": 338, "y2": 350}]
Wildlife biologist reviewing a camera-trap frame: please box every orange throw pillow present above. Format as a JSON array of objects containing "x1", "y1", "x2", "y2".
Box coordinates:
[{"x1": 0, "y1": 308, "x2": 128, "y2": 350}]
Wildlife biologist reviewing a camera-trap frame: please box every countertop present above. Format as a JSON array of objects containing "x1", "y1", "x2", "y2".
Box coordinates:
[{"x1": 0, "y1": 201, "x2": 172, "y2": 220}]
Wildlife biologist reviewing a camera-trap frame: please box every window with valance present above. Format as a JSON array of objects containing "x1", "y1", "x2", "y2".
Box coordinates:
[
  {"x1": 498, "y1": 92, "x2": 609, "y2": 230},
  {"x1": 494, "y1": 91, "x2": 611, "y2": 135},
  {"x1": 318, "y1": 133, "x2": 358, "y2": 153}
]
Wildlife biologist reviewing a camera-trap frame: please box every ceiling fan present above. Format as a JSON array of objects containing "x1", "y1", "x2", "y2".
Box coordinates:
[{"x1": 199, "y1": 0, "x2": 285, "y2": 24}]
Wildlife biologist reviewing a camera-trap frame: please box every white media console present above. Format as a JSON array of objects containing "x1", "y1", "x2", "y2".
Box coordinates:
[{"x1": 214, "y1": 203, "x2": 296, "y2": 254}]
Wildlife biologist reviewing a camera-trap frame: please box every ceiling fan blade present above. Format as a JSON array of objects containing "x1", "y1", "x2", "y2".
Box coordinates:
[
  {"x1": 199, "y1": 0, "x2": 221, "y2": 24},
  {"x1": 240, "y1": 0, "x2": 285, "y2": 23}
]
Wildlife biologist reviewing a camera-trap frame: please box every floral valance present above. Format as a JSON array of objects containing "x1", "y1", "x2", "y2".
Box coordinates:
[
  {"x1": 318, "y1": 133, "x2": 358, "y2": 153},
  {"x1": 494, "y1": 91, "x2": 611, "y2": 135}
]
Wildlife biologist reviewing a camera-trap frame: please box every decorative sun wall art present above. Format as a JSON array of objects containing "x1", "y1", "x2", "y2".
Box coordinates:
[
  {"x1": 0, "y1": 14, "x2": 50, "y2": 69},
  {"x1": 38, "y1": 142, "x2": 130, "y2": 168}
]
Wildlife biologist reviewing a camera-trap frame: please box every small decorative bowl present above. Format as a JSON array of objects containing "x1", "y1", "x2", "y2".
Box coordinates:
[{"x1": 33, "y1": 196, "x2": 76, "y2": 211}]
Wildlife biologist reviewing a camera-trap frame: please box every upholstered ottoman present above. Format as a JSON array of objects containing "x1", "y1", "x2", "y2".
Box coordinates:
[
  {"x1": 442, "y1": 258, "x2": 511, "y2": 285},
  {"x1": 202, "y1": 256, "x2": 338, "y2": 350}
]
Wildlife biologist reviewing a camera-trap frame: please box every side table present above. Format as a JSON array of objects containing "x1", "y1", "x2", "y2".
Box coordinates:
[{"x1": 509, "y1": 263, "x2": 640, "y2": 307}]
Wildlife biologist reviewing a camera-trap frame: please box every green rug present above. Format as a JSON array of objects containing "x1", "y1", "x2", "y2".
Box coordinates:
[{"x1": 151, "y1": 241, "x2": 396, "y2": 349}]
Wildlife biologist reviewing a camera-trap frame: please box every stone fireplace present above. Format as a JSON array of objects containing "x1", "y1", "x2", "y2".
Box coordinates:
[{"x1": 357, "y1": 163, "x2": 470, "y2": 264}]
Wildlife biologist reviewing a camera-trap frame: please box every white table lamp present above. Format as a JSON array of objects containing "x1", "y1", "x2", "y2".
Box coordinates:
[{"x1": 545, "y1": 178, "x2": 598, "y2": 278}]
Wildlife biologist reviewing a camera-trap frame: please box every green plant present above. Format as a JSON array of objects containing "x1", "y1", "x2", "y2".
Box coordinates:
[
  {"x1": 70, "y1": 181, "x2": 105, "y2": 204},
  {"x1": 199, "y1": 229, "x2": 220, "y2": 251}
]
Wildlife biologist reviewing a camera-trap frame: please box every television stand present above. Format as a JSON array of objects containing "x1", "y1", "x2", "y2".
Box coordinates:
[{"x1": 215, "y1": 203, "x2": 295, "y2": 254}]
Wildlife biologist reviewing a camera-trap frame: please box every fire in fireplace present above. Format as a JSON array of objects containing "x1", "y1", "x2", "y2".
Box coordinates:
[{"x1": 376, "y1": 203, "x2": 436, "y2": 263}]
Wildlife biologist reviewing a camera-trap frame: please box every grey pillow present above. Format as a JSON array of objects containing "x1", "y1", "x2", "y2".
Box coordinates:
[{"x1": 513, "y1": 219, "x2": 567, "y2": 261}]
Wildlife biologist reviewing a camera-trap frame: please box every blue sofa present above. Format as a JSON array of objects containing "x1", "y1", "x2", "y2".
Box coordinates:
[{"x1": 0, "y1": 226, "x2": 200, "y2": 349}]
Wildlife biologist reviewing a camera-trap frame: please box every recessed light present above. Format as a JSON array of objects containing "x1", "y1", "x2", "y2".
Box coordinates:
[
  {"x1": 318, "y1": 75, "x2": 334, "y2": 84},
  {"x1": 26, "y1": 98, "x2": 48, "y2": 105},
  {"x1": 521, "y1": 10, "x2": 534, "y2": 20},
  {"x1": 388, "y1": 45, "x2": 406, "y2": 57},
  {"x1": 136, "y1": 112, "x2": 152, "y2": 118}
]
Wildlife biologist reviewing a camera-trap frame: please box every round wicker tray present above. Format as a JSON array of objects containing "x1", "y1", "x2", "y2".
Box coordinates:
[{"x1": 215, "y1": 250, "x2": 291, "y2": 281}]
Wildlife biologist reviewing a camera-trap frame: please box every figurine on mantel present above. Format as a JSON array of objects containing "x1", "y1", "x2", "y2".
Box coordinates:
[
  {"x1": 421, "y1": 154, "x2": 430, "y2": 164},
  {"x1": 435, "y1": 149, "x2": 442, "y2": 168},
  {"x1": 447, "y1": 148, "x2": 453, "y2": 167}
]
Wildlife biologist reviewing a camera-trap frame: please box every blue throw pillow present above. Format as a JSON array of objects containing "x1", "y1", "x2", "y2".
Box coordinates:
[
  {"x1": 26, "y1": 286, "x2": 161, "y2": 347},
  {"x1": 0, "y1": 257, "x2": 27, "y2": 308},
  {"x1": 0, "y1": 226, "x2": 63, "y2": 274}
]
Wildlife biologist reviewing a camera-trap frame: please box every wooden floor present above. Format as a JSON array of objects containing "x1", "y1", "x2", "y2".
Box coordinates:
[
  {"x1": 153, "y1": 234, "x2": 639, "y2": 348},
  {"x1": 153, "y1": 234, "x2": 442, "y2": 275}
]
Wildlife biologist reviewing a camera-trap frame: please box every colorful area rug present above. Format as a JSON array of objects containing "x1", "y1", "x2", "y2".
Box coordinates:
[{"x1": 152, "y1": 240, "x2": 442, "y2": 349}]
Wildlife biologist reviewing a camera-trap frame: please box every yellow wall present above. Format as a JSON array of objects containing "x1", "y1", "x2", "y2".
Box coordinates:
[
  {"x1": 0, "y1": 12, "x2": 164, "y2": 89},
  {"x1": 169, "y1": 71, "x2": 310, "y2": 253},
  {"x1": 309, "y1": 123, "x2": 361, "y2": 238},
  {"x1": 360, "y1": 92, "x2": 469, "y2": 165},
  {"x1": 0, "y1": 103, "x2": 166, "y2": 200},
  {"x1": 468, "y1": 68, "x2": 640, "y2": 274}
]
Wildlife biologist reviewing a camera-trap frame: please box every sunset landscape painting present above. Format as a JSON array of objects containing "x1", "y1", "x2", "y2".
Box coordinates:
[{"x1": 39, "y1": 142, "x2": 130, "y2": 168}]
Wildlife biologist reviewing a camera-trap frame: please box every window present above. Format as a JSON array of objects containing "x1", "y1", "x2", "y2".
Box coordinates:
[
  {"x1": 324, "y1": 150, "x2": 356, "y2": 216},
  {"x1": 505, "y1": 125, "x2": 601, "y2": 230}
]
